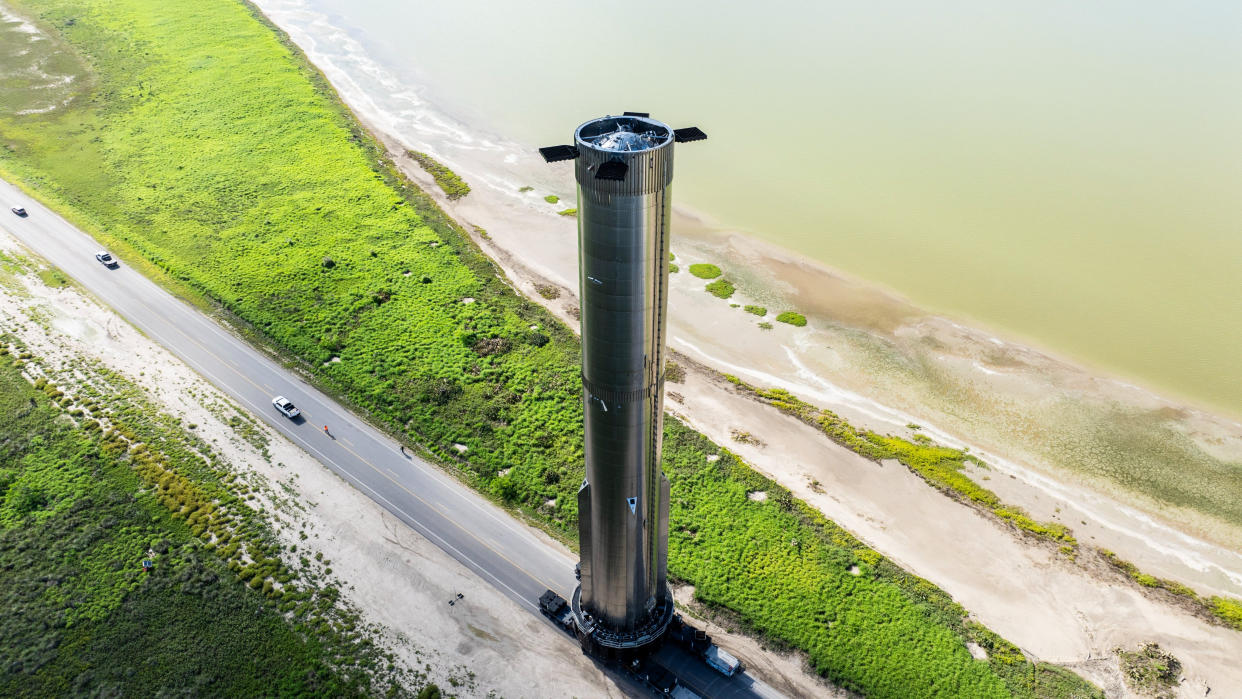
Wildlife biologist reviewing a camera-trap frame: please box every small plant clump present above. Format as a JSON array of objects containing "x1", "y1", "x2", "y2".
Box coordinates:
[
  {"x1": 744, "y1": 305, "x2": 766, "y2": 316},
  {"x1": 544, "y1": 194, "x2": 559, "y2": 204},
  {"x1": 758, "y1": 322, "x2": 773, "y2": 330},
  {"x1": 534, "y1": 284, "x2": 560, "y2": 300},
  {"x1": 669, "y1": 264, "x2": 679, "y2": 274},
  {"x1": 1114, "y1": 643, "x2": 1181, "y2": 698},
  {"x1": 557, "y1": 208, "x2": 577, "y2": 217},
  {"x1": 731, "y1": 429, "x2": 765, "y2": 447},
  {"x1": 776, "y1": 311, "x2": 807, "y2": 327},
  {"x1": 664, "y1": 361, "x2": 686, "y2": 384},
  {"x1": 688, "y1": 263, "x2": 722, "y2": 279},
  {"x1": 408, "y1": 151, "x2": 470, "y2": 200},
  {"x1": 705, "y1": 279, "x2": 735, "y2": 299}
]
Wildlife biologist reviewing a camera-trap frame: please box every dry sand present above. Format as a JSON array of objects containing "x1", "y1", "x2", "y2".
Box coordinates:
[
  {"x1": 0, "y1": 232, "x2": 628, "y2": 698},
  {"x1": 666, "y1": 365, "x2": 1240, "y2": 697}
]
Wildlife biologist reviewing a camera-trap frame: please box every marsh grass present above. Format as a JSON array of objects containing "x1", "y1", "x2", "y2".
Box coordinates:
[
  {"x1": 0, "y1": 340, "x2": 417, "y2": 695},
  {"x1": 688, "y1": 263, "x2": 722, "y2": 279},
  {"x1": 408, "y1": 151, "x2": 470, "y2": 200},
  {"x1": 705, "y1": 278, "x2": 735, "y2": 299},
  {"x1": 776, "y1": 311, "x2": 807, "y2": 327}
]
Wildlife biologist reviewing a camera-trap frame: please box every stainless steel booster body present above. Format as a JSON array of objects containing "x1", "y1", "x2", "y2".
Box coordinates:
[{"x1": 572, "y1": 115, "x2": 675, "y2": 649}]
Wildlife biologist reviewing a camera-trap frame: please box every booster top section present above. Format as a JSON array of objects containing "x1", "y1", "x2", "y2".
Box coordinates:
[
  {"x1": 573, "y1": 115, "x2": 674, "y2": 195},
  {"x1": 575, "y1": 115, "x2": 672, "y2": 154},
  {"x1": 539, "y1": 113, "x2": 704, "y2": 195}
]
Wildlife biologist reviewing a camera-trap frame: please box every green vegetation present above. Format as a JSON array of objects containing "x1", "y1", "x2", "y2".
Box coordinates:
[
  {"x1": 744, "y1": 305, "x2": 766, "y2": 316},
  {"x1": 543, "y1": 194, "x2": 559, "y2": 204},
  {"x1": 705, "y1": 279, "x2": 735, "y2": 299},
  {"x1": 557, "y1": 208, "x2": 576, "y2": 217},
  {"x1": 0, "y1": 1, "x2": 1100, "y2": 694},
  {"x1": 776, "y1": 311, "x2": 807, "y2": 327},
  {"x1": 688, "y1": 263, "x2": 722, "y2": 279},
  {"x1": 758, "y1": 321, "x2": 773, "y2": 330},
  {"x1": 1114, "y1": 643, "x2": 1180, "y2": 699},
  {"x1": 534, "y1": 283, "x2": 560, "y2": 300},
  {"x1": 408, "y1": 151, "x2": 470, "y2": 200},
  {"x1": 1210, "y1": 597, "x2": 1242, "y2": 629},
  {"x1": 36, "y1": 268, "x2": 69, "y2": 287},
  {"x1": 518, "y1": 186, "x2": 533, "y2": 193},
  {"x1": 0, "y1": 341, "x2": 413, "y2": 695},
  {"x1": 1100, "y1": 550, "x2": 1242, "y2": 629},
  {"x1": 669, "y1": 263, "x2": 679, "y2": 274},
  {"x1": 664, "y1": 361, "x2": 685, "y2": 384}
]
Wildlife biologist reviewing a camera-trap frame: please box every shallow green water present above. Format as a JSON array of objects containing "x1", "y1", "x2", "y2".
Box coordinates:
[{"x1": 295, "y1": 0, "x2": 1242, "y2": 414}]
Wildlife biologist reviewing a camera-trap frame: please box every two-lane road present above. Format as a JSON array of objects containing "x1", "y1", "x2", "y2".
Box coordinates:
[
  {"x1": 0, "y1": 178, "x2": 783, "y2": 699},
  {"x1": 0, "y1": 180, "x2": 576, "y2": 613}
]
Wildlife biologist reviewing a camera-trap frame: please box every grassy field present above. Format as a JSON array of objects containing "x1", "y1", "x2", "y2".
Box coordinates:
[
  {"x1": 0, "y1": 0, "x2": 1100, "y2": 695},
  {"x1": 0, "y1": 340, "x2": 420, "y2": 696}
]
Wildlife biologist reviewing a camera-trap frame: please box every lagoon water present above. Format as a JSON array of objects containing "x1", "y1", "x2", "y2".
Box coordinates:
[{"x1": 270, "y1": 0, "x2": 1242, "y2": 416}]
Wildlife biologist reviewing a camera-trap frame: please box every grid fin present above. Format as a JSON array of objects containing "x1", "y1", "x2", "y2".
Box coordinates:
[
  {"x1": 538, "y1": 144, "x2": 579, "y2": 162},
  {"x1": 595, "y1": 161, "x2": 628, "y2": 181},
  {"x1": 673, "y1": 127, "x2": 707, "y2": 143}
]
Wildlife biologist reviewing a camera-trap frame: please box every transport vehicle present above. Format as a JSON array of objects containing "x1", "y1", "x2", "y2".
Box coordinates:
[{"x1": 538, "y1": 589, "x2": 576, "y2": 636}]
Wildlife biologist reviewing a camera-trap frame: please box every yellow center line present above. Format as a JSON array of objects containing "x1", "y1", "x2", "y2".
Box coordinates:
[
  {"x1": 332, "y1": 439, "x2": 559, "y2": 593},
  {"x1": 142, "y1": 300, "x2": 564, "y2": 596}
]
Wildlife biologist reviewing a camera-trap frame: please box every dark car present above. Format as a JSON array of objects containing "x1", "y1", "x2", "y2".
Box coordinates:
[
  {"x1": 95, "y1": 251, "x2": 119, "y2": 268},
  {"x1": 11, "y1": 205, "x2": 27, "y2": 217}
]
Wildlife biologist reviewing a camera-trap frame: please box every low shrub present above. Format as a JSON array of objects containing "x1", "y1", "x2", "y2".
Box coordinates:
[
  {"x1": 688, "y1": 263, "x2": 722, "y2": 279},
  {"x1": 705, "y1": 279, "x2": 735, "y2": 299},
  {"x1": 776, "y1": 311, "x2": 807, "y2": 326}
]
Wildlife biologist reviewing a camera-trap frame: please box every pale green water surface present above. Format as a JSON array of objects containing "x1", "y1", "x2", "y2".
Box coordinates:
[{"x1": 299, "y1": 0, "x2": 1242, "y2": 414}]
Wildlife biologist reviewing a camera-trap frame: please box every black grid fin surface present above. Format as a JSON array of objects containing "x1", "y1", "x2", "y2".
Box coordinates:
[
  {"x1": 623, "y1": 111, "x2": 650, "y2": 118},
  {"x1": 673, "y1": 127, "x2": 707, "y2": 143},
  {"x1": 595, "y1": 160, "x2": 628, "y2": 181},
  {"x1": 538, "y1": 145, "x2": 579, "y2": 163}
]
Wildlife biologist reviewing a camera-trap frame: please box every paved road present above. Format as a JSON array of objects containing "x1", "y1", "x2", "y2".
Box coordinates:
[{"x1": 0, "y1": 179, "x2": 783, "y2": 699}]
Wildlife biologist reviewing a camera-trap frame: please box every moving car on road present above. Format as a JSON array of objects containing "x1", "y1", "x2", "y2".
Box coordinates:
[
  {"x1": 11, "y1": 205, "x2": 27, "y2": 216},
  {"x1": 95, "y1": 251, "x2": 119, "y2": 268},
  {"x1": 271, "y1": 396, "x2": 301, "y2": 419}
]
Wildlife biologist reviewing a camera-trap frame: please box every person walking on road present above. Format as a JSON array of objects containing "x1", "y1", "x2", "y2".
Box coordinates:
[{"x1": 323, "y1": 424, "x2": 331, "y2": 438}]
